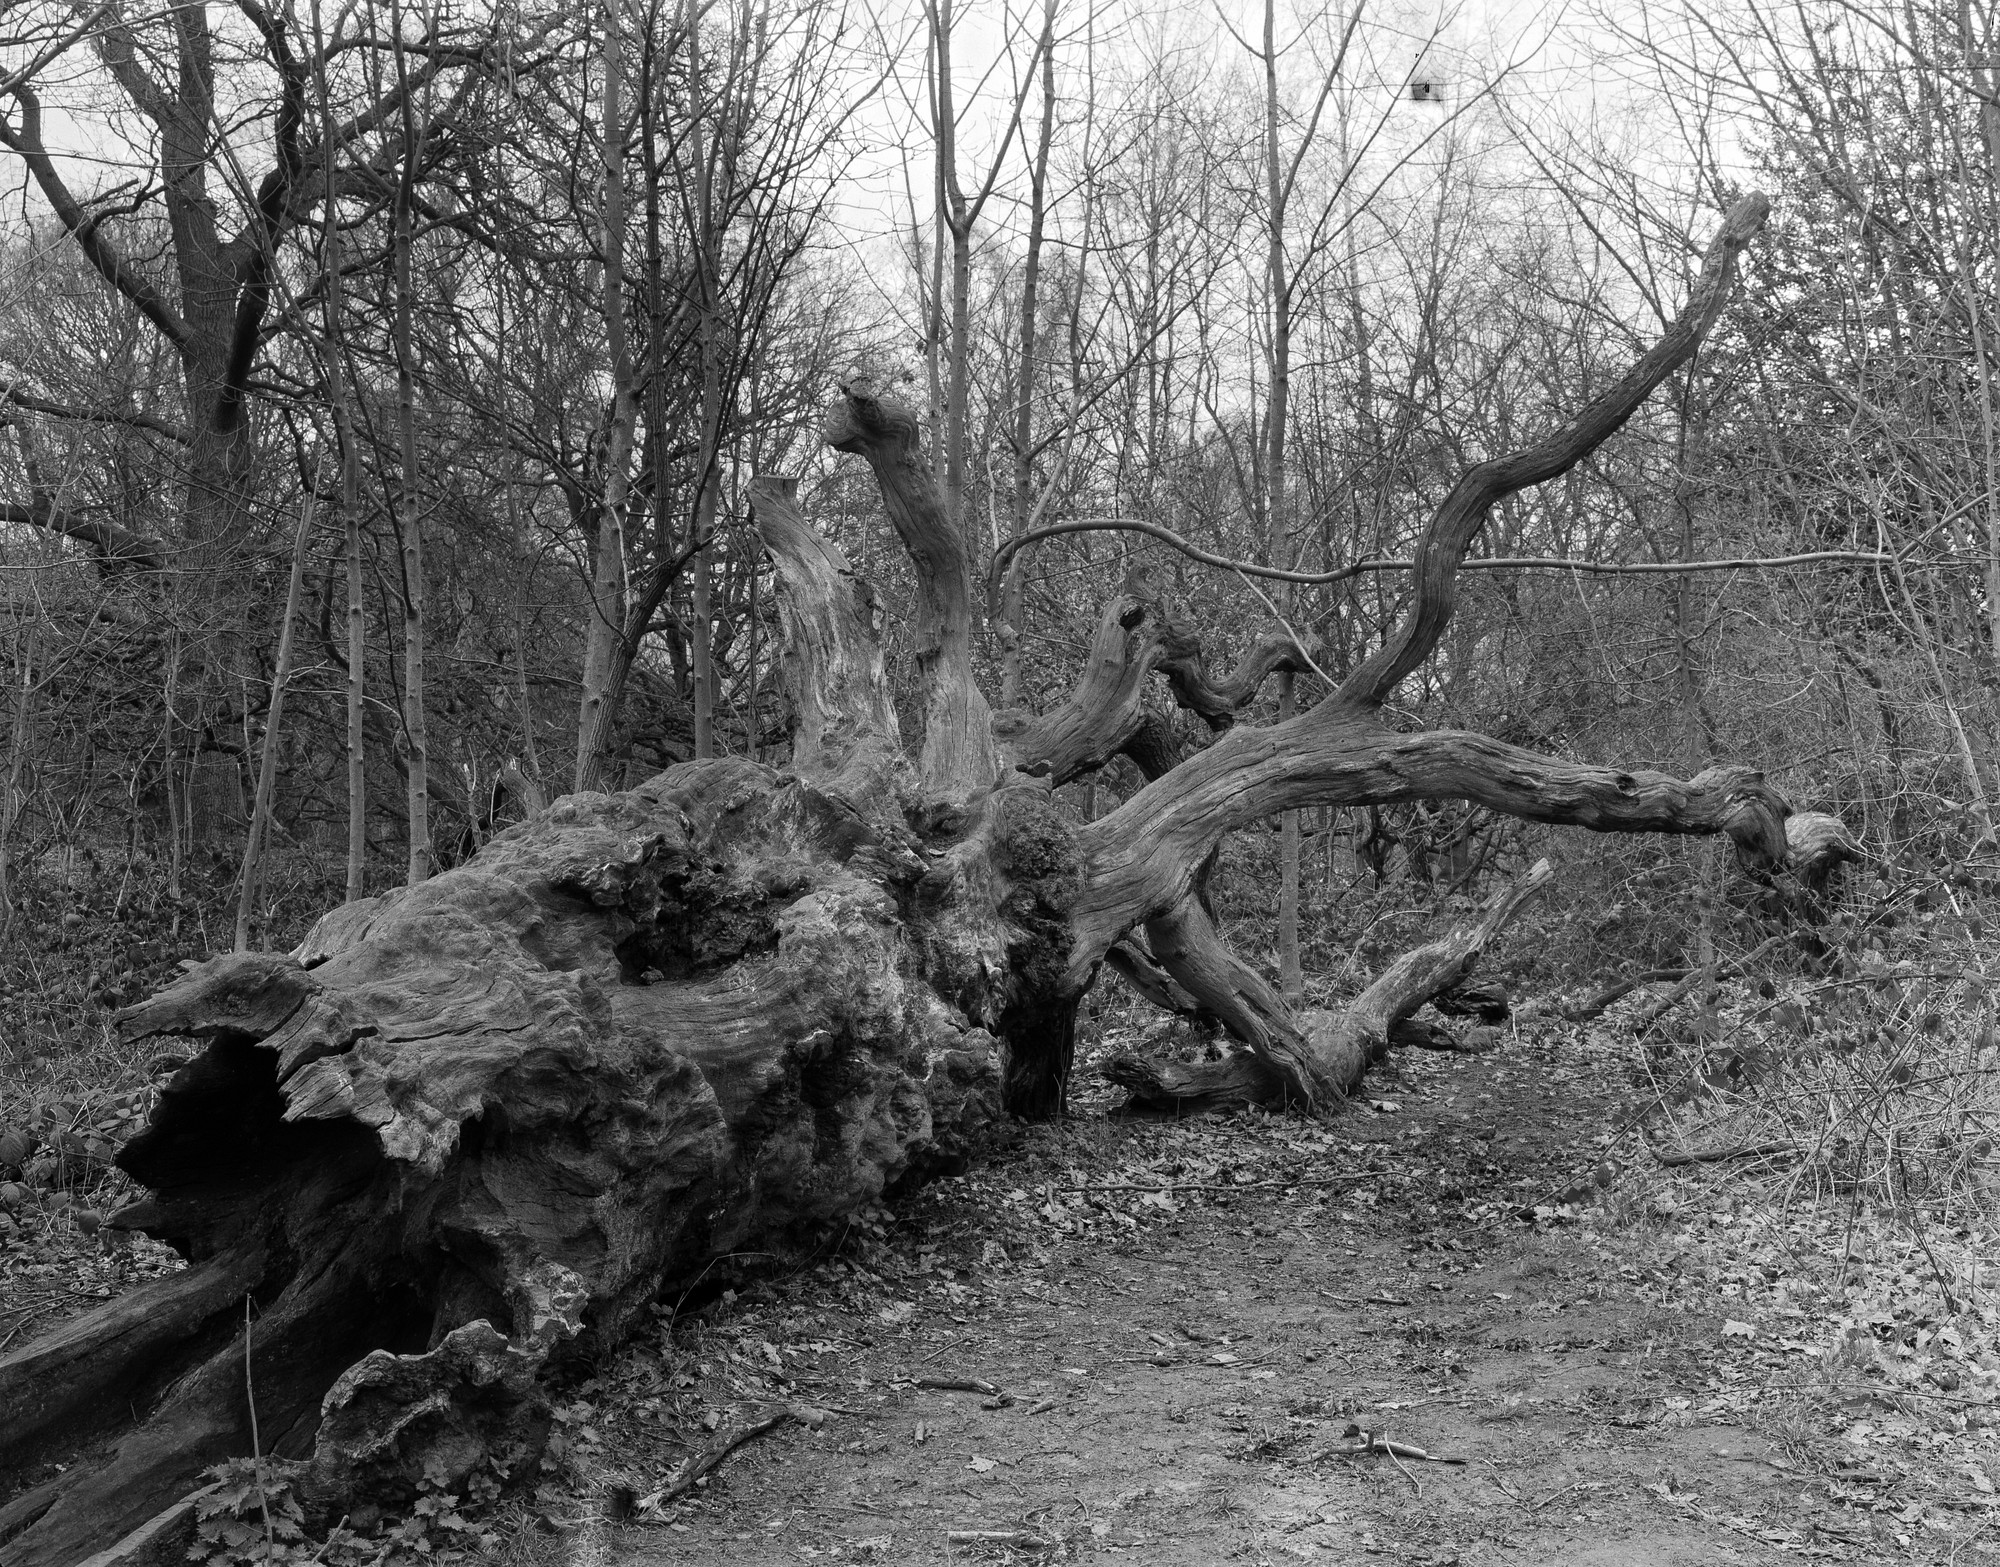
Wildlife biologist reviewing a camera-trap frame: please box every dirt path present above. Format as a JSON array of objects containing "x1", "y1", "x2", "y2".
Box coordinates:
[{"x1": 528, "y1": 1024, "x2": 1931, "y2": 1566}]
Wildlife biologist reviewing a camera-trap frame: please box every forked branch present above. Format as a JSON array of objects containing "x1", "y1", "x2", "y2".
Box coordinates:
[
  {"x1": 1107, "y1": 859, "x2": 1554, "y2": 1112},
  {"x1": 996, "y1": 574, "x2": 1319, "y2": 785}
]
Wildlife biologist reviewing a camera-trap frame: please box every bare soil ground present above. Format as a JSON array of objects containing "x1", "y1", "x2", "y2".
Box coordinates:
[
  {"x1": 8, "y1": 1002, "x2": 1995, "y2": 1563},
  {"x1": 517, "y1": 1018, "x2": 2000, "y2": 1567}
]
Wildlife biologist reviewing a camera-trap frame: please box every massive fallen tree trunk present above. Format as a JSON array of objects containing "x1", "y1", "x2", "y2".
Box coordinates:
[{"x1": 0, "y1": 196, "x2": 1806, "y2": 1564}]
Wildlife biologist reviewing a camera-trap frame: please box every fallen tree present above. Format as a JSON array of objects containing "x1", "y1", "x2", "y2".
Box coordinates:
[{"x1": 0, "y1": 194, "x2": 1812, "y2": 1564}]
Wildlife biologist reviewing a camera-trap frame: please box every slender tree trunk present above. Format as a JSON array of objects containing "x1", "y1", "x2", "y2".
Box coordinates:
[
  {"x1": 689, "y1": 511, "x2": 716, "y2": 760},
  {"x1": 926, "y1": 0, "x2": 1030, "y2": 538},
  {"x1": 505, "y1": 476, "x2": 545, "y2": 798},
  {"x1": 577, "y1": 0, "x2": 641, "y2": 791},
  {"x1": 313, "y1": 0, "x2": 366, "y2": 903},
  {"x1": 1669, "y1": 367, "x2": 1717, "y2": 971},
  {"x1": 1001, "y1": 0, "x2": 1057, "y2": 710},
  {"x1": 1262, "y1": 0, "x2": 1303, "y2": 1003},
  {"x1": 234, "y1": 483, "x2": 317, "y2": 951},
  {"x1": 1956, "y1": 235, "x2": 2000, "y2": 663},
  {"x1": 390, "y1": 3, "x2": 430, "y2": 883},
  {"x1": 688, "y1": 5, "x2": 721, "y2": 761},
  {"x1": 1888, "y1": 537, "x2": 1997, "y2": 846},
  {"x1": 1960, "y1": 0, "x2": 2000, "y2": 658},
  {"x1": 341, "y1": 452, "x2": 366, "y2": 900},
  {"x1": 0, "y1": 600, "x2": 39, "y2": 936},
  {"x1": 933, "y1": 0, "x2": 966, "y2": 530}
]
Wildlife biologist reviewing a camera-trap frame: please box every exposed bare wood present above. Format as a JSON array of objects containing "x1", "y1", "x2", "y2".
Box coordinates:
[
  {"x1": 0, "y1": 1240, "x2": 265, "y2": 1474},
  {"x1": 1160, "y1": 624, "x2": 1322, "y2": 731},
  {"x1": 1104, "y1": 1015, "x2": 1459, "y2": 1114},
  {"x1": 752, "y1": 476, "x2": 902, "y2": 799},
  {"x1": 4, "y1": 183, "x2": 1826, "y2": 1554},
  {"x1": 1069, "y1": 722, "x2": 1789, "y2": 987},
  {"x1": 0, "y1": 760, "x2": 1016, "y2": 1564},
  {"x1": 993, "y1": 579, "x2": 1195, "y2": 784},
  {"x1": 823, "y1": 380, "x2": 996, "y2": 798},
  {"x1": 1304, "y1": 859, "x2": 1553, "y2": 1094},
  {"x1": 1785, "y1": 809, "x2": 1862, "y2": 889},
  {"x1": 1140, "y1": 889, "x2": 1338, "y2": 1103},
  {"x1": 1102, "y1": 934, "x2": 1210, "y2": 1022},
  {"x1": 1103, "y1": 1048, "x2": 1284, "y2": 1115}
]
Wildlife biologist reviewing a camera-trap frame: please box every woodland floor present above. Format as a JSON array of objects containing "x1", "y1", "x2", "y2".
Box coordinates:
[
  {"x1": 5, "y1": 996, "x2": 1998, "y2": 1564},
  {"x1": 498, "y1": 1012, "x2": 2000, "y2": 1567}
]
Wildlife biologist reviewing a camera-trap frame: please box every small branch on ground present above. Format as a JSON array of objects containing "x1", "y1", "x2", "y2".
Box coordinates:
[
  {"x1": 1060, "y1": 1175, "x2": 1371, "y2": 1194},
  {"x1": 946, "y1": 1529, "x2": 1057, "y2": 1551},
  {"x1": 1650, "y1": 1140, "x2": 1798, "y2": 1167},
  {"x1": 1566, "y1": 968, "x2": 1691, "y2": 1023},
  {"x1": 1633, "y1": 934, "x2": 1789, "y2": 1031},
  {"x1": 647, "y1": 1405, "x2": 792, "y2": 1508},
  {"x1": 1340, "y1": 1425, "x2": 1466, "y2": 1464},
  {"x1": 912, "y1": 1376, "x2": 1002, "y2": 1396}
]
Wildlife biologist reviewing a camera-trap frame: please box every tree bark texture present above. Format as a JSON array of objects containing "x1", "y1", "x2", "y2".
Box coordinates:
[{"x1": 0, "y1": 201, "x2": 1816, "y2": 1564}]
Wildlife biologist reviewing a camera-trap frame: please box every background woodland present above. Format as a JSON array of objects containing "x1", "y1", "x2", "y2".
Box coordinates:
[
  {"x1": 0, "y1": 0, "x2": 1992, "y2": 1055},
  {"x1": 8, "y1": 3, "x2": 2000, "y2": 1560}
]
